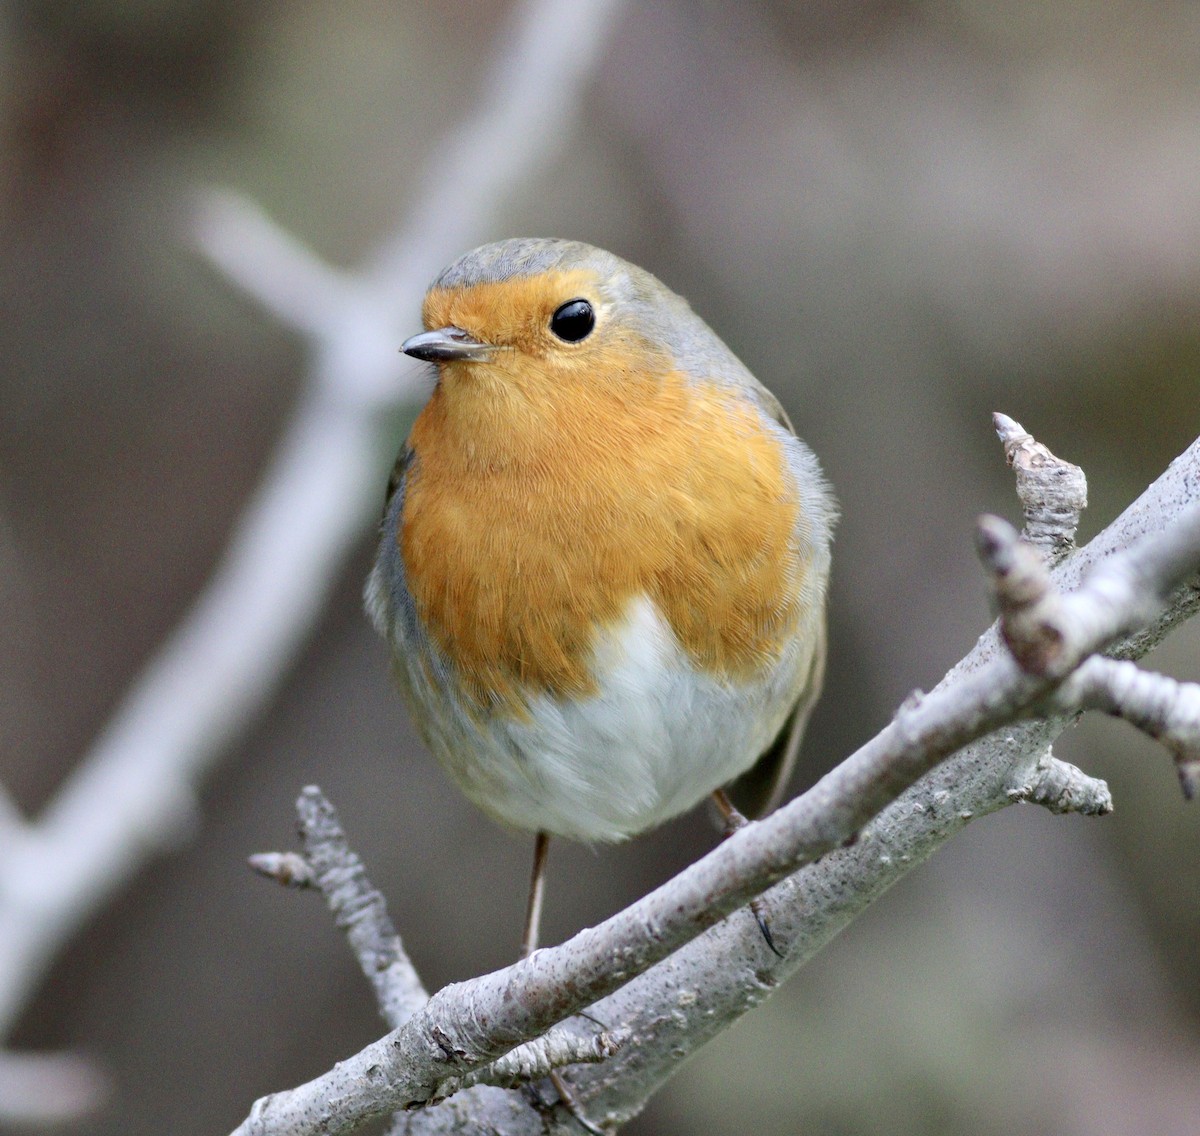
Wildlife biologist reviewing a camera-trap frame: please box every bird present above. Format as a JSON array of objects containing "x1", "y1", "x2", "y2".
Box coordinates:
[{"x1": 366, "y1": 237, "x2": 835, "y2": 960}]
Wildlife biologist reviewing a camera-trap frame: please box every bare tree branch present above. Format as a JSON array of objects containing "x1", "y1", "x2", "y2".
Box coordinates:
[
  {"x1": 977, "y1": 513, "x2": 1067, "y2": 673},
  {"x1": 259, "y1": 786, "x2": 624, "y2": 1134},
  {"x1": 230, "y1": 429, "x2": 1200, "y2": 1136},
  {"x1": 276, "y1": 788, "x2": 428, "y2": 1029},
  {"x1": 192, "y1": 190, "x2": 361, "y2": 339}
]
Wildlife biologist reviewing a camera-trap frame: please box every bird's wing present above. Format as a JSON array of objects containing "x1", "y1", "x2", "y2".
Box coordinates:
[
  {"x1": 383, "y1": 446, "x2": 414, "y2": 515},
  {"x1": 727, "y1": 613, "x2": 826, "y2": 818}
]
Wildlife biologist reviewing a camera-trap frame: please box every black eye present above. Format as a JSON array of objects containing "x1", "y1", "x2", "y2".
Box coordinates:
[{"x1": 549, "y1": 299, "x2": 595, "y2": 342}]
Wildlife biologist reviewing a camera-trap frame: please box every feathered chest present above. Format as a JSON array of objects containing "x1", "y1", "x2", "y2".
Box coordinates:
[{"x1": 399, "y1": 371, "x2": 807, "y2": 711}]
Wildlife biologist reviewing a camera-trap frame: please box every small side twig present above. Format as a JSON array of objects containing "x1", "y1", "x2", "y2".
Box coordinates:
[
  {"x1": 192, "y1": 190, "x2": 361, "y2": 340},
  {"x1": 1006, "y1": 746, "x2": 1113, "y2": 815},
  {"x1": 994, "y1": 412, "x2": 1087, "y2": 564},
  {"x1": 429, "y1": 1027, "x2": 629, "y2": 1102},
  {"x1": 255, "y1": 789, "x2": 627, "y2": 1123},
  {"x1": 1055, "y1": 656, "x2": 1200, "y2": 799},
  {"x1": 251, "y1": 788, "x2": 427, "y2": 1029},
  {"x1": 980, "y1": 503, "x2": 1200, "y2": 800},
  {"x1": 981, "y1": 502, "x2": 1200, "y2": 685},
  {"x1": 248, "y1": 852, "x2": 315, "y2": 888}
]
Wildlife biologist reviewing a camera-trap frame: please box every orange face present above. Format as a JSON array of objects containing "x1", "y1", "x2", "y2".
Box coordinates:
[{"x1": 401, "y1": 271, "x2": 806, "y2": 714}]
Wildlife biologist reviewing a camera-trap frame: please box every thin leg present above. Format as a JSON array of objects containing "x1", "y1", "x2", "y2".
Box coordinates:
[
  {"x1": 521, "y1": 831, "x2": 551, "y2": 958},
  {"x1": 710, "y1": 790, "x2": 784, "y2": 959},
  {"x1": 711, "y1": 787, "x2": 747, "y2": 834},
  {"x1": 517, "y1": 834, "x2": 606, "y2": 1133}
]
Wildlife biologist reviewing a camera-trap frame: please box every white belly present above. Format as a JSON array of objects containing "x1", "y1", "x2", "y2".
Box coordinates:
[{"x1": 419, "y1": 596, "x2": 810, "y2": 842}]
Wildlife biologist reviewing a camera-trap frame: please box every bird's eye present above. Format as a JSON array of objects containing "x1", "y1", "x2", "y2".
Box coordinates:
[{"x1": 549, "y1": 299, "x2": 595, "y2": 342}]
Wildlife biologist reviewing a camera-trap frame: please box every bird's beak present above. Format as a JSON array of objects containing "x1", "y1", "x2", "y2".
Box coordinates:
[{"x1": 401, "y1": 326, "x2": 497, "y2": 363}]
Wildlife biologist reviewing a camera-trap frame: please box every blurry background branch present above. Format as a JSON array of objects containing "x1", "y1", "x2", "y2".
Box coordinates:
[{"x1": 0, "y1": 0, "x2": 625, "y2": 1124}]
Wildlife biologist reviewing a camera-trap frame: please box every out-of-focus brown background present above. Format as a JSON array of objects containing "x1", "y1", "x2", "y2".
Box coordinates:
[{"x1": 4, "y1": 2, "x2": 1199, "y2": 1133}]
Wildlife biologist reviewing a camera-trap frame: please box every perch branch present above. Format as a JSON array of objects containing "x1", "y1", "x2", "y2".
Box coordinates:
[{"x1": 229, "y1": 432, "x2": 1200, "y2": 1136}]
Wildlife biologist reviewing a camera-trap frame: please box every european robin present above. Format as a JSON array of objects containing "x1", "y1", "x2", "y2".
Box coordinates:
[{"x1": 366, "y1": 238, "x2": 835, "y2": 956}]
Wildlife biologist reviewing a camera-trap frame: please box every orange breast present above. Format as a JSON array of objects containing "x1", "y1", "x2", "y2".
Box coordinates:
[{"x1": 400, "y1": 321, "x2": 804, "y2": 714}]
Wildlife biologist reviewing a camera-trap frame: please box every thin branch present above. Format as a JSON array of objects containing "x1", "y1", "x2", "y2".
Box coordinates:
[
  {"x1": 1056, "y1": 655, "x2": 1200, "y2": 798},
  {"x1": 253, "y1": 789, "x2": 425, "y2": 1136},
  {"x1": 976, "y1": 513, "x2": 1066, "y2": 673},
  {"x1": 192, "y1": 189, "x2": 360, "y2": 339},
  {"x1": 981, "y1": 502, "x2": 1200, "y2": 681},
  {"x1": 293, "y1": 788, "x2": 426, "y2": 1028},
  {"x1": 265, "y1": 791, "x2": 621, "y2": 1119}
]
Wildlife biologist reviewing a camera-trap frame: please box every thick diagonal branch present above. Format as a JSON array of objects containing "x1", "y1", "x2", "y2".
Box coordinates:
[{"x1": 230, "y1": 443, "x2": 1200, "y2": 1136}]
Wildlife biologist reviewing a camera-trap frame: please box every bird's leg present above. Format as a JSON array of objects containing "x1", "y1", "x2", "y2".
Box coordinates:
[
  {"x1": 711, "y1": 787, "x2": 750, "y2": 834},
  {"x1": 521, "y1": 831, "x2": 551, "y2": 958},
  {"x1": 711, "y1": 789, "x2": 784, "y2": 958},
  {"x1": 518, "y1": 833, "x2": 608, "y2": 1134}
]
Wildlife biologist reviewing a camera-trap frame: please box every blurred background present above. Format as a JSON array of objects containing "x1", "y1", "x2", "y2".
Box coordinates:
[{"x1": 3, "y1": 1, "x2": 1199, "y2": 1133}]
